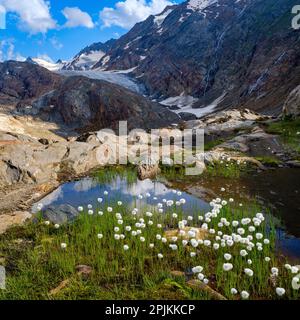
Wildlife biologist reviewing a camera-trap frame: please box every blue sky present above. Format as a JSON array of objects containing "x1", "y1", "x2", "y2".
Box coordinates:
[{"x1": 0, "y1": 0, "x2": 183, "y2": 62}]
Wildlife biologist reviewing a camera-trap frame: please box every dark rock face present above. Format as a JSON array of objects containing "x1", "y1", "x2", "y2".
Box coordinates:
[
  {"x1": 179, "y1": 112, "x2": 198, "y2": 121},
  {"x1": 40, "y1": 204, "x2": 79, "y2": 224},
  {"x1": 93, "y1": 0, "x2": 300, "y2": 116},
  {"x1": 0, "y1": 61, "x2": 62, "y2": 106},
  {"x1": 29, "y1": 76, "x2": 179, "y2": 132}
]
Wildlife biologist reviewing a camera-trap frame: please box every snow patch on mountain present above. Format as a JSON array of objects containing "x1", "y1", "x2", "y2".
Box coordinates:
[
  {"x1": 64, "y1": 50, "x2": 106, "y2": 71},
  {"x1": 31, "y1": 58, "x2": 65, "y2": 72},
  {"x1": 160, "y1": 92, "x2": 226, "y2": 118},
  {"x1": 160, "y1": 95, "x2": 198, "y2": 108},
  {"x1": 101, "y1": 55, "x2": 111, "y2": 67},
  {"x1": 187, "y1": 0, "x2": 218, "y2": 12},
  {"x1": 154, "y1": 8, "x2": 173, "y2": 27}
]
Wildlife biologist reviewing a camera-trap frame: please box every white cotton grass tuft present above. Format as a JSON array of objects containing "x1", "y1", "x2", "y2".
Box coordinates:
[
  {"x1": 275, "y1": 287, "x2": 285, "y2": 297},
  {"x1": 291, "y1": 266, "x2": 299, "y2": 274},
  {"x1": 240, "y1": 249, "x2": 248, "y2": 257},
  {"x1": 197, "y1": 273, "x2": 204, "y2": 281},
  {"x1": 192, "y1": 266, "x2": 203, "y2": 274},
  {"x1": 231, "y1": 288, "x2": 238, "y2": 295},
  {"x1": 271, "y1": 267, "x2": 279, "y2": 276},
  {"x1": 60, "y1": 243, "x2": 67, "y2": 249},
  {"x1": 223, "y1": 263, "x2": 233, "y2": 271},
  {"x1": 241, "y1": 291, "x2": 249, "y2": 299},
  {"x1": 244, "y1": 268, "x2": 254, "y2": 277},
  {"x1": 224, "y1": 253, "x2": 232, "y2": 261}
]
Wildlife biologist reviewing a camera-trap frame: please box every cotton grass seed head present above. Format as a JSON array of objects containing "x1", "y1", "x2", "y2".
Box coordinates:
[
  {"x1": 271, "y1": 267, "x2": 279, "y2": 275},
  {"x1": 60, "y1": 243, "x2": 67, "y2": 249},
  {"x1": 198, "y1": 273, "x2": 204, "y2": 281},
  {"x1": 244, "y1": 268, "x2": 254, "y2": 277},
  {"x1": 291, "y1": 266, "x2": 299, "y2": 274},
  {"x1": 231, "y1": 288, "x2": 238, "y2": 295},
  {"x1": 192, "y1": 266, "x2": 203, "y2": 274},
  {"x1": 223, "y1": 263, "x2": 233, "y2": 271},
  {"x1": 224, "y1": 253, "x2": 232, "y2": 261},
  {"x1": 241, "y1": 291, "x2": 249, "y2": 299},
  {"x1": 276, "y1": 288, "x2": 285, "y2": 297}
]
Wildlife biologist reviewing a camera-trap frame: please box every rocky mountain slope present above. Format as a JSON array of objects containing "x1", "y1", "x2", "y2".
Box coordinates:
[
  {"x1": 25, "y1": 76, "x2": 179, "y2": 132},
  {"x1": 0, "y1": 61, "x2": 62, "y2": 106},
  {"x1": 0, "y1": 61, "x2": 179, "y2": 132},
  {"x1": 90, "y1": 0, "x2": 300, "y2": 116}
]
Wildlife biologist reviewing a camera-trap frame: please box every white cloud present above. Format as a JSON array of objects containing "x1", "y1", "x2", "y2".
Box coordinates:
[
  {"x1": 62, "y1": 7, "x2": 94, "y2": 29},
  {"x1": 0, "y1": 0, "x2": 56, "y2": 34},
  {"x1": 0, "y1": 38, "x2": 25, "y2": 62},
  {"x1": 100, "y1": 0, "x2": 173, "y2": 29},
  {"x1": 50, "y1": 37, "x2": 63, "y2": 50}
]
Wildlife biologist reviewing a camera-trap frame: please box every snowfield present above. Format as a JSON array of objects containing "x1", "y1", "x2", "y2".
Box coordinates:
[
  {"x1": 31, "y1": 58, "x2": 65, "y2": 72},
  {"x1": 57, "y1": 69, "x2": 144, "y2": 94},
  {"x1": 159, "y1": 93, "x2": 226, "y2": 118}
]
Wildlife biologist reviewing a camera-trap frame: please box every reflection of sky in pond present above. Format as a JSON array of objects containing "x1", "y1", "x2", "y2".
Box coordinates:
[
  {"x1": 32, "y1": 176, "x2": 210, "y2": 215},
  {"x1": 276, "y1": 229, "x2": 300, "y2": 263}
]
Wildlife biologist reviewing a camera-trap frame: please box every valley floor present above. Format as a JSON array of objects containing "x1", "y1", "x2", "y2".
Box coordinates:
[{"x1": 0, "y1": 108, "x2": 300, "y2": 300}]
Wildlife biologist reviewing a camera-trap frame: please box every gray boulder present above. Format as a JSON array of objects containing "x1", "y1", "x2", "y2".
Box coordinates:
[
  {"x1": 283, "y1": 85, "x2": 300, "y2": 118},
  {"x1": 40, "y1": 204, "x2": 79, "y2": 224}
]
